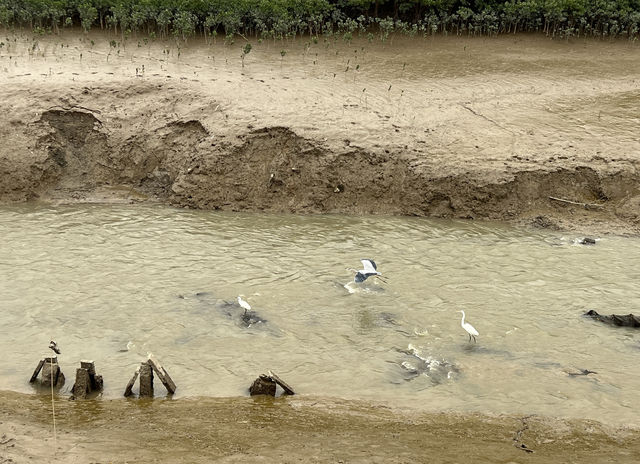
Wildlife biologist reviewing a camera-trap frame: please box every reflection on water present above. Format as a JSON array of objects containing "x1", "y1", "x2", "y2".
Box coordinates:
[{"x1": 1, "y1": 204, "x2": 639, "y2": 425}]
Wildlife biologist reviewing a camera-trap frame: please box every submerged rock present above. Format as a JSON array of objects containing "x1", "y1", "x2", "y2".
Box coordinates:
[
  {"x1": 189, "y1": 292, "x2": 272, "y2": 330},
  {"x1": 395, "y1": 345, "x2": 459, "y2": 384},
  {"x1": 580, "y1": 237, "x2": 597, "y2": 245},
  {"x1": 563, "y1": 367, "x2": 598, "y2": 377},
  {"x1": 584, "y1": 310, "x2": 640, "y2": 328}
]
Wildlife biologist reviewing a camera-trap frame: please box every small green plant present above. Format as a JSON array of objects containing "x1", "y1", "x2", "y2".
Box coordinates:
[{"x1": 241, "y1": 42, "x2": 252, "y2": 67}]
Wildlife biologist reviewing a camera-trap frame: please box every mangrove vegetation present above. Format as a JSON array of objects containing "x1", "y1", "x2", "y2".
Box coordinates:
[{"x1": 1, "y1": 0, "x2": 640, "y2": 40}]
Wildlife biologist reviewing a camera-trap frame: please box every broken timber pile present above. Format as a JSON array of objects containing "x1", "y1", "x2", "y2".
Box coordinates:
[
  {"x1": 249, "y1": 371, "x2": 295, "y2": 397},
  {"x1": 71, "y1": 361, "x2": 104, "y2": 399},
  {"x1": 124, "y1": 354, "x2": 176, "y2": 398},
  {"x1": 29, "y1": 356, "x2": 65, "y2": 389}
]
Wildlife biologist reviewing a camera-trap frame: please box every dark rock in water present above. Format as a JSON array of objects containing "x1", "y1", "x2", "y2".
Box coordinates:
[
  {"x1": 182, "y1": 292, "x2": 279, "y2": 333},
  {"x1": 584, "y1": 310, "x2": 640, "y2": 327},
  {"x1": 249, "y1": 375, "x2": 276, "y2": 396},
  {"x1": 378, "y1": 312, "x2": 399, "y2": 326},
  {"x1": 580, "y1": 237, "x2": 596, "y2": 245},
  {"x1": 241, "y1": 310, "x2": 266, "y2": 328}
]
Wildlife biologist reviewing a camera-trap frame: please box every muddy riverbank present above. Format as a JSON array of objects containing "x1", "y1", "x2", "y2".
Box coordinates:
[
  {"x1": 1, "y1": 390, "x2": 639, "y2": 463},
  {"x1": 1, "y1": 32, "x2": 639, "y2": 234}
]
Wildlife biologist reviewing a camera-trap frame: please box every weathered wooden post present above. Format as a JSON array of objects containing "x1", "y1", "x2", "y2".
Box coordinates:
[
  {"x1": 139, "y1": 361, "x2": 154, "y2": 398},
  {"x1": 123, "y1": 354, "x2": 176, "y2": 398},
  {"x1": 124, "y1": 366, "x2": 140, "y2": 397},
  {"x1": 147, "y1": 354, "x2": 177, "y2": 395},
  {"x1": 249, "y1": 375, "x2": 276, "y2": 396},
  {"x1": 71, "y1": 361, "x2": 104, "y2": 400},
  {"x1": 30, "y1": 356, "x2": 65, "y2": 389},
  {"x1": 249, "y1": 371, "x2": 295, "y2": 397}
]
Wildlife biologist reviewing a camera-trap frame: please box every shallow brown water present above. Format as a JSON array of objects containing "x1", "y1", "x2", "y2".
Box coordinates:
[{"x1": 1, "y1": 204, "x2": 639, "y2": 426}]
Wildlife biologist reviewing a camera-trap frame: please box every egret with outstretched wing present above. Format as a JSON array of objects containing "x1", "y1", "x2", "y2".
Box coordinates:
[{"x1": 353, "y1": 259, "x2": 387, "y2": 283}]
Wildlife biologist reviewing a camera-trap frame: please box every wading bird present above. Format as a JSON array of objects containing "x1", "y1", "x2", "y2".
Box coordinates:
[
  {"x1": 351, "y1": 259, "x2": 387, "y2": 283},
  {"x1": 237, "y1": 296, "x2": 251, "y2": 316},
  {"x1": 459, "y1": 310, "x2": 479, "y2": 343},
  {"x1": 48, "y1": 340, "x2": 61, "y2": 355}
]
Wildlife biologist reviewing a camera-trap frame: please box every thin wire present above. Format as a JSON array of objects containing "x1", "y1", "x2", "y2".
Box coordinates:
[{"x1": 50, "y1": 357, "x2": 57, "y2": 454}]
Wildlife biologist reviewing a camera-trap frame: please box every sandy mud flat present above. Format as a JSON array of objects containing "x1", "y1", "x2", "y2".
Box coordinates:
[
  {"x1": 1, "y1": 390, "x2": 639, "y2": 463},
  {"x1": 0, "y1": 31, "x2": 639, "y2": 234}
]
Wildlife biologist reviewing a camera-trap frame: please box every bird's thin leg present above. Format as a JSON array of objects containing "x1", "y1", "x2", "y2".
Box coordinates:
[
  {"x1": 376, "y1": 276, "x2": 388, "y2": 284},
  {"x1": 468, "y1": 334, "x2": 472, "y2": 342},
  {"x1": 473, "y1": 335, "x2": 476, "y2": 343}
]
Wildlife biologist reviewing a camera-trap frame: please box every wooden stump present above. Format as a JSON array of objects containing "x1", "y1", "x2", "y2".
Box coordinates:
[
  {"x1": 29, "y1": 359, "x2": 45, "y2": 383},
  {"x1": 268, "y1": 371, "x2": 295, "y2": 395},
  {"x1": 71, "y1": 368, "x2": 91, "y2": 399},
  {"x1": 249, "y1": 375, "x2": 277, "y2": 396},
  {"x1": 139, "y1": 362, "x2": 154, "y2": 398},
  {"x1": 71, "y1": 361, "x2": 103, "y2": 399},
  {"x1": 147, "y1": 354, "x2": 177, "y2": 394},
  {"x1": 40, "y1": 357, "x2": 65, "y2": 388},
  {"x1": 124, "y1": 366, "x2": 140, "y2": 397}
]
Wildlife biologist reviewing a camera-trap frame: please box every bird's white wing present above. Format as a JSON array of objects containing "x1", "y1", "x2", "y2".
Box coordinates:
[
  {"x1": 237, "y1": 296, "x2": 251, "y2": 310},
  {"x1": 464, "y1": 322, "x2": 479, "y2": 336},
  {"x1": 360, "y1": 259, "x2": 378, "y2": 273}
]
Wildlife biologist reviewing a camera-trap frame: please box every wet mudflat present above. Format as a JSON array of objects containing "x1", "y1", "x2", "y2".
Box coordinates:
[
  {"x1": 1, "y1": 33, "x2": 640, "y2": 231},
  {"x1": 1, "y1": 390, "x2": 639, "y2": 463}
]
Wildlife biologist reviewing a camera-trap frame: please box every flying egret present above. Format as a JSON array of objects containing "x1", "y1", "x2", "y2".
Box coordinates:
[
  {"x1": 458, "y1": 310, "x2": 479, "y2": 343},
  {"x1": 351, "y1": 259, "x2": 387, "y2": 283},
  {"x1": 237, "y1": 296, "x2": 251, "y2": 316}
]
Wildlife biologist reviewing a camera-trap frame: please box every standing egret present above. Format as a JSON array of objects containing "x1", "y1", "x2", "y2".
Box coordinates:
[
  {"x1": 351, "y1": 259, "x2": 387, "y2": 283},
  {"x1": 458, "y1": 310, "x2": 479, "y2": 343},
  {"x1": 238, "y1": 296, "x2": 251, "y2": 316}
]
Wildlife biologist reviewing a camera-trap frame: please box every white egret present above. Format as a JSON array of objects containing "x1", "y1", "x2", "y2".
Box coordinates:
[
  {"x1": 458, "y1": 310, "x2": 479, "y2": 343},
  {"x1": 351, "y1": 259, "x2": 387, "y2": 283},
  {"x1": 237, "y1": 296, "x2": 251, "y2": 316}
]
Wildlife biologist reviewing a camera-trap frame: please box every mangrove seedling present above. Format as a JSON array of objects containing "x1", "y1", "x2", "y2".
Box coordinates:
[{"x1": 241, "y1": 43, "x2": 252, "y2": 67}]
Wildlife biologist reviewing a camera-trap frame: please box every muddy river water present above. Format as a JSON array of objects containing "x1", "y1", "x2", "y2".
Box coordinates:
[{"x1": 1, "y1": 204, "x2": 638, "y2": 426}]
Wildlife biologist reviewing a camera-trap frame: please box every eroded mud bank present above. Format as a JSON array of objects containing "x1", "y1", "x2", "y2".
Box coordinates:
[{"x1": 1, "y1": 33, "x2": 639, "y2": 233}]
